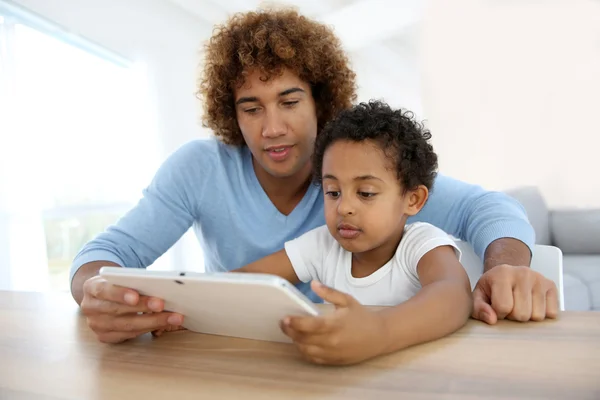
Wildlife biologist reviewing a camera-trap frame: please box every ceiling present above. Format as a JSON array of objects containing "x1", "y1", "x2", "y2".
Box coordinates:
[{"x1": 165, "y1": 0, "x2": 425, "y2": 113}]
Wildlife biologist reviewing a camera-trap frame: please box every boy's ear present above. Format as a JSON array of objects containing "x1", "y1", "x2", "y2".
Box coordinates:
[{"x1": 404, "y1": 185, "x2": 429, "y2": 216}]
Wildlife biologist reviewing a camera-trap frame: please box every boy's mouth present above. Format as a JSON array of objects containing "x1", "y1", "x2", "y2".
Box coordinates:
[{"x1": 337, "y1": 223, "x2": 361, "y2": 239}]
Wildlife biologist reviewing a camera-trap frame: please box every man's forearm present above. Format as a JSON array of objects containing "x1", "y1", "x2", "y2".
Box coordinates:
[
  {"x1": 71, "y1": 261, "x2": 121, "y2": 305},
  {"x1": 483, "y1": 238, "x2": 532, "y2": 272}
]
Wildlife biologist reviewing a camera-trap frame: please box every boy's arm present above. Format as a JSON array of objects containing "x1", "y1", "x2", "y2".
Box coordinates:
[
  {"x1": 235, "y1": 249, "x2": 301, "y2": 284},
  {"x1": 280, "y1": 245, "x2": 472, "y2": 366},
  {"x1": 377, "y1": 245, "x2": 472, "y2": 355}
]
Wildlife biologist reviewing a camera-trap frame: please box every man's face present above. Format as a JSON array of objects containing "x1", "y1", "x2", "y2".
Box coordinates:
[{"x1": 234, "y1": 68, "x2": 318, "y2": 179}]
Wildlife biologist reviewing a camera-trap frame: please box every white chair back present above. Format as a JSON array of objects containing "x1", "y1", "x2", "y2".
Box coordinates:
[{"x1": 454, "y1": 241, "x2": 565, "y2": 311}]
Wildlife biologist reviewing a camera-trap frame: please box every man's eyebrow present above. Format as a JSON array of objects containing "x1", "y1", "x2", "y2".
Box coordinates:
[
  {"x1": 279, "y1": 87, "x2": 305, "y2": 96},
  {"x1": 234, "y1": 88, "x2": 304, "y2": 106},
  {"x1": 235, "y1": 96, "x2": 258, "y2": 105}
]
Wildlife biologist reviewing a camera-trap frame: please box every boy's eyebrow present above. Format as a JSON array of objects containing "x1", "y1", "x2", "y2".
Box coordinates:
[
  {"x1": 322, "y1": 174, "x2": 383, "y2": 182},
  {"x1": 235, "y1": 87, "x2": 305, "y2": 105},
  {"x1": 355, "y1": 175, "x2": 383, "y2": 182}
]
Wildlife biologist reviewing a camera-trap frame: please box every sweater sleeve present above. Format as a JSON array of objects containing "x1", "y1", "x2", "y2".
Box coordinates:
[
  {"x1": 69, "y1": 140, "x2": 213, "y2": 284},
  {"x1": 408, "y1": 174, "x2": 535, "y2": 260}
]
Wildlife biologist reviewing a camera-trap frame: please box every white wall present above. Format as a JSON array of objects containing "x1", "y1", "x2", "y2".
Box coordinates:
[
  {"x1": 13, "y1": 0, "x2": 213, "y2": 154},
  {"x1": 420, "y1": 0, "x2": 600, "y2": 209},
  {"x1": 10, "y1": 0, "x2": 212, "y2": 275}
]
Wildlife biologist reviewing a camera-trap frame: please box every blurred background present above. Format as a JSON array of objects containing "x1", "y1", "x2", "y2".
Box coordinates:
[{"x1": 0, "y1": 0, "x2": 598, "y2": 294}]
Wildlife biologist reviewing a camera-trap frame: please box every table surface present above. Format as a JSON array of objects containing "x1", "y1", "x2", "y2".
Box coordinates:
[{"x1": 1, "y1": 290, "x2": 599, "y2": 400}]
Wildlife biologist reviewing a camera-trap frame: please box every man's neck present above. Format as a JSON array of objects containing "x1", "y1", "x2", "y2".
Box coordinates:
[{"x1": 252, "y1": 158, "x2": 313, "y2": 216}]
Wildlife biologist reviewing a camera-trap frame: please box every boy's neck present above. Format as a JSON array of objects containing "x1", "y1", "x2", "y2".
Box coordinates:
[
  {"x1": 351, "y1": 227, "x2": 405, "y2": 279},
  {"x1": 252, "y1": 158, "x2": 313, "y2": 216}
]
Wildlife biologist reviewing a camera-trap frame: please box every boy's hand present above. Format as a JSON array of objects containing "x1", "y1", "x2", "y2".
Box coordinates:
[{"x1": 280, "y1": 281, "x2": 387, "y2": 365}]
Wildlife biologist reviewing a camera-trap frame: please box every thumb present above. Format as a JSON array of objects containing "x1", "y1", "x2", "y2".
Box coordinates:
[
  {"x1": 311, "y1": 281, "x2": 357, "y2": 308},
  {"x1": 472, "y1": 284, "x2": 498, "y2": 325}
]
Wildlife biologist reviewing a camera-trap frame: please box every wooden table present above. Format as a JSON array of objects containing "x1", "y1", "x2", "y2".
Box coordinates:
[{"x1": 1, "y1": 291, "x2": 599, "y2": 400}]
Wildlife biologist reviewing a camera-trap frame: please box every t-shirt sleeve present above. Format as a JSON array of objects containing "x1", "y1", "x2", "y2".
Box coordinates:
[
  {"x1": 399, "y1": 222, "x2": 462, "y2": 283},
  {"x1": 284, "y1": 225, "x2": 335, "y2": 283}
]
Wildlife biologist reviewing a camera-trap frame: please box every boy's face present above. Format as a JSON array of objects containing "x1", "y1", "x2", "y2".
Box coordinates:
[
  {"x1": 234, "y1": 68, "x2": 318, "y2": 180},
  {"x1": 322, "y1": 140, "x2": 426, "y2": 256}
]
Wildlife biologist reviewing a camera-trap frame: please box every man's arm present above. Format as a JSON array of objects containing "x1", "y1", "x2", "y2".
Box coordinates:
[
  {"x1": 69, "y1": 141, "x2": 211, "y2": 301},
  {"x1": 484, "y1": 237, "x2": 531, "y2": 272},
  {"x1": 411, "y1": 174, "x2": 536, "y2": 267}
]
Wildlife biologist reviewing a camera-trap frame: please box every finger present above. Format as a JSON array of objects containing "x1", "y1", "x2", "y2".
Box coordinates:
[
  {"x1": 530, "y1": 282, "x2": 547, "y2": 322},
  {"x1": 310, "y1": 281, "x2": 357, "y2": 308},
  {"x1": 96, "y1": 329, "x2": 150, "y2": 344},
  {"x1": 89, "y1": 312, "x2": 184, "y2": 335},
  {"x1": 471, "y1": 285, "x2": 498, "y2": 325},
  {"x1": 545, "y1": 283, "x2": 560, "y2": 319},
  {"x1": 284, "y1": 315, "x2": 332, "y2": 335},
  {"x1": 84, "y1": 277, "x2": 140, "y2": 306},
  {"x1": 83, "y1": 296, "x2": 163, "y2": 316},
  {"x1": 490, "y1": 279, "x2": 514, "y2": 320},
  {"x1": 507, "y1": 283, "x2": 533, "y2": 322},
  {"x1": 295, "y1": 342, "x2": 326, "y2": 361}
]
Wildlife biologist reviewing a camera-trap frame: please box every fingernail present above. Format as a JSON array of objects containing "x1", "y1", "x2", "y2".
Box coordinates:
[
  {"x1": 149, "y1": 298, "x2": 162, "y2": 311},
  {"x1": 283, "y1": 317, "x2": 291, "y2": 326},
  {"x1": 124, "y1": 292, "x2": 137, "y2": 305},
  {"x1": 168, "y1": 315, "x2": 182, "y2": 325}
]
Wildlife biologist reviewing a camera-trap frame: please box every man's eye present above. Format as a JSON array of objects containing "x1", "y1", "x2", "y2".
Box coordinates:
[
  {"x1": 282, "y1": 101, "x2": 299, "y2": 107},
  {"x1": 244, "y1": 107, "x2": 260, "y2": 114}
]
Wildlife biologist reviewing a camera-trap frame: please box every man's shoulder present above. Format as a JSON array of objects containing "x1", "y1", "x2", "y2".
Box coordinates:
[{"x1": 174, "y1": 137, "x2": 244, "y2": 162}]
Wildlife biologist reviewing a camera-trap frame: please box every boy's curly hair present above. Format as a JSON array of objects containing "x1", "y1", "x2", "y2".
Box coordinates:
[
  {"x1": 313, "y1": 100, "x2": 438, "y2": 192},
  {"x1": 197, "y1": 8, "x2": 357, "y2": 145}
]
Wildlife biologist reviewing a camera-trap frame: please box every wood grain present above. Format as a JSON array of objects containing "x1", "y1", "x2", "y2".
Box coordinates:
[{"x1": 1, "y1": 291, "x2": 599, "y2": 400}]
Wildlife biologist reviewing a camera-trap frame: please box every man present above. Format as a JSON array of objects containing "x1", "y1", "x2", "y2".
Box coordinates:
[{"x1": 71, "y1": 8, "x2": 558, "y2": 362}]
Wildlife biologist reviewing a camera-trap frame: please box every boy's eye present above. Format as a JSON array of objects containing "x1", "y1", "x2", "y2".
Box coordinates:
[
  {"x1": 244, "y1": 107, "x2": 260, "y2": 114},
  {"x1": 325, "y1": 191, "x2": 340, "y2": 199},
  {"x1": 359, "y1": 192, "x2": 376, "y2": 198},
  {"x1": 282, "y1": 100, "x2": 299, "y2": 107}
]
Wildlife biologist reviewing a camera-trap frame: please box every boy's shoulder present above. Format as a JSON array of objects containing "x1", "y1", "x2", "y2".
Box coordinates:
[{"x1": 399, "y1": 222, "x2": 456, "y2": 251}]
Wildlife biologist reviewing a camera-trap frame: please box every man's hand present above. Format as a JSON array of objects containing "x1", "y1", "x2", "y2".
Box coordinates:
[
  {"x1": 472, "y1": 265, "x2": 559, "y2": 324},
  {"x1": 80, "y1": 275, "x2": 184, "y2": 343},
  {"x1": 280, "y1": 281, "x2": 387, "y2": 366}
]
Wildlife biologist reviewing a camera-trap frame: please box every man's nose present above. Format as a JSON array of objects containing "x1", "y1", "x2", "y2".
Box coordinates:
[{"x1": 262, "y1": 109, "x2": 287, "y2": 138}]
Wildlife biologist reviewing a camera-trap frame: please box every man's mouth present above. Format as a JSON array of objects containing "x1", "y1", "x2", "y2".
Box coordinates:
[{"x1": 265, "y1": 145, "x2": 293, "y2": 161}]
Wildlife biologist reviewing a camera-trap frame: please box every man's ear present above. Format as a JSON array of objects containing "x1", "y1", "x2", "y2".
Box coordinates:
[{"x1": 404, "y1": 185, "x2": 429, "y2": 216}]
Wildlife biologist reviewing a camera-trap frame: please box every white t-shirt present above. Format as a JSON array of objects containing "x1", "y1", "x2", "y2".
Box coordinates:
[{"x1": 284, "y1": 222, "x2": 462, "y2": 306}]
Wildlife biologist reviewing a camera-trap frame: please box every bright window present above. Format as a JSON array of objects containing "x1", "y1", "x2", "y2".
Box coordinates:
[{"x1": 0, "y1": 3, "x2": 160, "y2": 292}]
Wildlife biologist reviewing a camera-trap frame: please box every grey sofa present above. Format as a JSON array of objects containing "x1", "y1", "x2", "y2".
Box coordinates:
[{"x1": 506, "y1": 186, "x2": 600, "y2": 311}]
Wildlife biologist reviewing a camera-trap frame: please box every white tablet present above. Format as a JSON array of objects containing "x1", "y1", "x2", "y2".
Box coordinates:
[{"x1": 99, "y1": 267, "x2": 320, "y2": 343}]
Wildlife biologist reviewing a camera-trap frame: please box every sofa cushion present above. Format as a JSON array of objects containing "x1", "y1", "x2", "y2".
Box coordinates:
[
  {"x1": 562, "y1": 255, "x2": 600, "y2": 311},
  {"x1": 562, "y1": 272, "x2": 591, "y2": 311},
  {"x1": 505, "y1": 186, "x2": 551, "y2": 245},
  {"x1": 551, "y1": 209, "x2": 600, "y2": 254}
]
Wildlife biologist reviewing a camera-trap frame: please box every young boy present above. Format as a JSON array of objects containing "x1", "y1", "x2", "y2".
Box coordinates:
[{"x1": 236, "y1": 100, "x2": 472, "y2": 365}]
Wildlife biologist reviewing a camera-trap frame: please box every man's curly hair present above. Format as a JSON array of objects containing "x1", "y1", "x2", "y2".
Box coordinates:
[
  {"x1": 197, "y1": 8, "x2": 357, "y2": 145},
  {"x1": 313, "y1": 100, "x2": 438, "y2": 192}
]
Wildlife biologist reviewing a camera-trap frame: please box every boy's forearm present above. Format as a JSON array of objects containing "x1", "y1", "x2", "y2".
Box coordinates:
[
  {"x1": 376, "y1": 281, "x2": 472, "y2": 355},
  {"x1": 483, "y1": 237, "x2": 532, "y2": 272}
]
